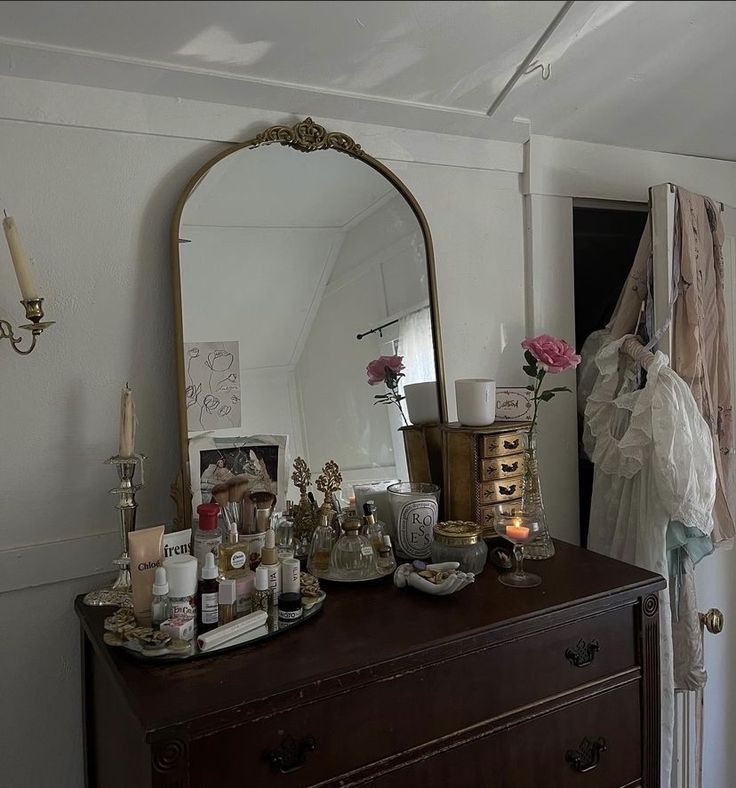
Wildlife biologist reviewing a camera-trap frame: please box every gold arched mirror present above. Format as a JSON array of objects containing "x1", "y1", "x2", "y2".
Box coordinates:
[{"x1": 171, "y1": 118, "x2": 445, "y2": 526}]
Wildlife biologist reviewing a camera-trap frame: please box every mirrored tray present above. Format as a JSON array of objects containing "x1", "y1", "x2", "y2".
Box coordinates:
[
  {"x1": 104, "y1": 592, "x2": 325, "y2": 662},
  {"x1": 313, "y1": 566, "x2": 394, "y2": 584}
]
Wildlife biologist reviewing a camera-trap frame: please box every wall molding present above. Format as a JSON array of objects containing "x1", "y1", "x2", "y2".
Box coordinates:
[
  {"x1": 0, "y1": 531, "x2": 119, "y2": 594},
  {"x1": 0, "y1": 72, "x2": 524, "y2": 174}
]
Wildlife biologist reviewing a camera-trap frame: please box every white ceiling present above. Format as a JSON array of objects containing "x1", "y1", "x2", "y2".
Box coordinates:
[{"x1": 1, "y1": 1, "x2": 736, "y2": 159}]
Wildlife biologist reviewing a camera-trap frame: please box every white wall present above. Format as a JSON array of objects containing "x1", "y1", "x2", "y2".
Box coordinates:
[{"x1": 0, "y1": 75, "x2": 524, "y2": 787}]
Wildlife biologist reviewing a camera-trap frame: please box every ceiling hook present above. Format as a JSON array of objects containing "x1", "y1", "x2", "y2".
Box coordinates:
[{"x1": 524, "y1": 60, "x2": 551, "y2": 81}]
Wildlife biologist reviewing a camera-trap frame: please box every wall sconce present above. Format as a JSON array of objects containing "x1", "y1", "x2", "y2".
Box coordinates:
[{"x1": 2, "y1": 212, "x2": 54, "y2": 355}]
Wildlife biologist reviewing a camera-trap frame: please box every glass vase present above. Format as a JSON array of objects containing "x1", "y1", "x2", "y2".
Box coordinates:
[{"x1": 520, "y1": 430, "x2": 555, "y2": 560}]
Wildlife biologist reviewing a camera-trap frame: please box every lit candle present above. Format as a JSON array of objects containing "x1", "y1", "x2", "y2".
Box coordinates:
[
  {"x1": 2, "y1": 214, "x2": 39, "y2": 301},
  {"x1": 506, "y1": 518, "x2": 530, "y2": 541},
  {"x1": 119, "y1": 385, "x2": 136, "y2": 458}
]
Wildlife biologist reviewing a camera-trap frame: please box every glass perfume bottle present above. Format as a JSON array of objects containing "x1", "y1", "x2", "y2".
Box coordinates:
[
  {"x1": 218, "y1": 524, "x2": 256, "y2": 615},
  {"x1": 275, "y1": 506, "x2": 295, "y2": 561},
  {"x1": 377, "y1": 534, "x2": 397, "y2": 572},
  {"x1": 361, "y1": 502, "x2": 386, "y2": 554},
  {"x1": 330, "y1": 513, "x2": 378, "y2": 580},
  {"x1": 307, "y1": 512, "x2": 336, "y2": 576}
]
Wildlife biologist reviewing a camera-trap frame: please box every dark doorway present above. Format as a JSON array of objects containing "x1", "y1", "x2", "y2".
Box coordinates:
[{"x1": 573, "y1": 204, "x2": 648, "y2": 546}]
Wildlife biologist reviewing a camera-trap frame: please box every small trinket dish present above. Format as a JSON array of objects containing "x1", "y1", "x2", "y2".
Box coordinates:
[{"x1": 393, "y1": 561, "x2": 475, "y2": 596}]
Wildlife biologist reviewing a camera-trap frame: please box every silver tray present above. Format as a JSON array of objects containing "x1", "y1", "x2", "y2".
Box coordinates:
[
  {"x1": 105, "y1": 592, "x2": 325, "y2": 662},
  {"x1": 313, "y1": 566, "x2": 394, "y2": 583}
]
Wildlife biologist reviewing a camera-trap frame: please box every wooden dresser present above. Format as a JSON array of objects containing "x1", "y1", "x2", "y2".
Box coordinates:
[{"x1": 76, "y1": 541, "x2": 664, "y2": 787}]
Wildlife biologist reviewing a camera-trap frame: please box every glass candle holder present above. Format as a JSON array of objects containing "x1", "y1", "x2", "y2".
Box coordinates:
[
  {"x1": 494, "y1": 511, "x2": 542, "y2": 588},
  {"x1": 387, "y1": 482, "x2": 440, "y2": 561}
]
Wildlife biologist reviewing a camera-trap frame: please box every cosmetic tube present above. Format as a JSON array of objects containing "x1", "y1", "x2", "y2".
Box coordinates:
[
  {"x1": 129, "y1": 525, "x2": 165, "y2": 626},
  {"x1": 196, "y1": 610, "x2": 268, "y2": 651}
]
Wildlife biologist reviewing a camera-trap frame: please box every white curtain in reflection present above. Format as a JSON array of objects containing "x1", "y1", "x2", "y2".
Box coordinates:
[{"x1": 397, "y1": 307, "x2": 434, "y2": 386}]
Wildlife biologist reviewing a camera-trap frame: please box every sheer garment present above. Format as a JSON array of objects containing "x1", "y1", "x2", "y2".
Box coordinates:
[{"x1": 584, "y1": 335, "x2": 715, "y2": 787}]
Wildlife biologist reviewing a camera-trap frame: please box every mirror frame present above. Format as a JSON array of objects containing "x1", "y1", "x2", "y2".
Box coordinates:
[{"x1": 169, "y1": 117, "x2": 446, "y2": 528}]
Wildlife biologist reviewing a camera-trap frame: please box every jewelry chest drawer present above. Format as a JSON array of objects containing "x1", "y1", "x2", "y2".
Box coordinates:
[
  {"x1": 481, "y1": 432, "x2": 523, "y2": 457},
  {"x1": 480, "y1": 453, "x2": 524, "y2": 481}
]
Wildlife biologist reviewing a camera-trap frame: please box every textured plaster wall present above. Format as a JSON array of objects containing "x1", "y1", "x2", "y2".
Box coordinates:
[{"x1": 0, "y1": 77, "x2": 525, "y2": 787}]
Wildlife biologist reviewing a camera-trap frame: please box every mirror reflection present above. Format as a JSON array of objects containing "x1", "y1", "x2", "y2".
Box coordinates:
[{"x1": 177, "y1": 141, "x2": 440, "y2": 504}]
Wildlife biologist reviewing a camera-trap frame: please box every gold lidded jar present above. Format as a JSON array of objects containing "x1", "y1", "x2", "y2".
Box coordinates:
[{"x1": 430, "y1": 521, "x2": 488, "y2": 574}]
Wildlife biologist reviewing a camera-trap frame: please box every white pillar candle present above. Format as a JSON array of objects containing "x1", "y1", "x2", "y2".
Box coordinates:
[
  {"x1": 2, "y1": 215, "x2": 39, "y2": 301},
  {"x1": 119, "y1": 385, "x2": 136, "y2": 458}
]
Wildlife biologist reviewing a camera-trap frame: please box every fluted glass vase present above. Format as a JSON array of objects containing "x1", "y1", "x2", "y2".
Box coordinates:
[{"x1": 520, "y1": 430, "x2": 555, "y2": 560}]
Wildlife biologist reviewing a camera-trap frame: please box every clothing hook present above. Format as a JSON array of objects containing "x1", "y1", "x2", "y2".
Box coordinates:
[{"x1": 524, "y1": 60, "x2": 551, "y2": 81}]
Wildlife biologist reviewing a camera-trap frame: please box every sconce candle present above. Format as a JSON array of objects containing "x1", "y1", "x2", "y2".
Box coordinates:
[
  {"x1": 119, "y1": 385, "x2": 136, "y2": 458},
  {"x1": 3, "y1": 214, "x2": 39, "y2": 301}
]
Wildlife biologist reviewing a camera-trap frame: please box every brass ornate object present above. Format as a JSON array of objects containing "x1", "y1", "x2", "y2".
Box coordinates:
[
  {"x1": 0, "y1": 297, "x2": 54, "y2": 355},
  {"x1": 316, "y1": 460, "x2": 343, "y2": 514},
  {"x1": 291, "y1": 457, "x2": 317, "y2": 543},
  {"x1": 251, "y1": 117, "x2": 362, "y2": 156}
]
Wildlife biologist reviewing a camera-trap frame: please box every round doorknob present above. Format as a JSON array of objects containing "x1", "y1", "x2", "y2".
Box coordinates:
[{"x1": 702, "y1": 608, "x2": 724, "y2": 635}]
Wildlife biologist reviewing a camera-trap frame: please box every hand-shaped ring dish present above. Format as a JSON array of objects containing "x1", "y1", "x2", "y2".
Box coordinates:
[{"x1": 394, "y1": 561, "x2": 475, "y2": 596}]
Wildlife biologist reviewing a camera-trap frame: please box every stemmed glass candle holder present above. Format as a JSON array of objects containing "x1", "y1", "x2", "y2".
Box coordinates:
[{"x1": 494, "y1": 511, "x2": 542, "y2": 588}]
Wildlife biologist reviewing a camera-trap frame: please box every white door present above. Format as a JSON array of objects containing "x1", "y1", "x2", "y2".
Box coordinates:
[{"x1": 650, "y1": 185, "x2": 736, "y2": 788}]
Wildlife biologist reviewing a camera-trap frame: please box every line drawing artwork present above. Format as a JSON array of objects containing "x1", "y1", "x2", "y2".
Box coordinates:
[{"x1": 184, "y1": 341, "x2": 241, "y2": 431}]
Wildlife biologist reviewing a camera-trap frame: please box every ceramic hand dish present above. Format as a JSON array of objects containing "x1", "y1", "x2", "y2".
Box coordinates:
[{"x1": 394, "y1": 561, "x2": 475, "y2": 596}]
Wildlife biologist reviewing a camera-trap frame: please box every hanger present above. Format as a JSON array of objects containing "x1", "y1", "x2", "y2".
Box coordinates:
[{"x1": 620, "y1": 336, "x2": 655, "y2": 370}]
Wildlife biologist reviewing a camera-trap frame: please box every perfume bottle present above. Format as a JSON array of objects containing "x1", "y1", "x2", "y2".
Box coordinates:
[
  {"x1": 275, "y1": 505, "x2": 295, "y2": 560},
  {"x1": 377, "y1": 534, "x2": 397, "y2": 572},
  {"x1": 307, "y1": 512, "x2": 336, "y2": 575},
  {"x1": 330, "y1": 513, "x2": 378, "y2": 580},
  {"x1": 218, "y1": 524, "x2": 256, "y2": 615},
  {"x1": 361, "y1": 502, "x2": 386, "y2": 554}
]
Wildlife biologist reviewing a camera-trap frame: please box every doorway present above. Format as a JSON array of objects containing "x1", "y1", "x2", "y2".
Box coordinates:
[{"x1": 573, "y1": 201, "x2": 648, "y2": 546}]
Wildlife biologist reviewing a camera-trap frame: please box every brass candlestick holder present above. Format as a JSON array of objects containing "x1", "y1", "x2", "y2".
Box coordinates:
[
  {"x1": 83, "y1": 453, "x2": 147, "y2": 608},
  {"x1": 0, "y1": 297, "x2": 54, "y2": 355}
]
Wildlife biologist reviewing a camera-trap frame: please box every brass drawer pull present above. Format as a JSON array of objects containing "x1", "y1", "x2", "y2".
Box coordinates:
[
  {"x1": 503, "y1": 438, "x2": 520, "y2": 451},
  {"x1": 501, "y1": 461, "x2": 519, "y2": 473},
  {"x1": 565, "y1": 639, "x2": 600, "y2": 668},
  {"x1": 264, "y1": 735, "x2": 317, "y2": 774},
  {"x1": 498, "y1": 484, "x2": 517, "y2": 496},
  {"x1": 566, "y1": 737, "x2": 607, "y2": 773}
]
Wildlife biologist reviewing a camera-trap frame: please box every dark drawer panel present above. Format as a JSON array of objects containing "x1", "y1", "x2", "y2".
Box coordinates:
[
  {"x1": 373, "y1": 679, "x2": 642, "y2": 787},
  {"x1": 189, "y1": 605, "x2": 638, "y2": 787}
]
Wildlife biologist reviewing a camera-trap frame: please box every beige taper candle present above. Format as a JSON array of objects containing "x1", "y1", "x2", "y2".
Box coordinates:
[
  {"x1": 3, "y1": 215, "x2": 39, "y2": 301},
  {"x1": 119, "y1": 385, "x2": 136, "y2": 458}
]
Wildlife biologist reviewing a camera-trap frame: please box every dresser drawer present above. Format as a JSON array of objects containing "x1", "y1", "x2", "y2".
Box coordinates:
[
  {"x1": 189, "y1": 605, "x2": 638, "y2": 786},
  {"x1": 480, "y1": 477, "x2": 523, "y2": 504},
  {"x1": 481, "y1": 432, "x2": 523, "y2": 457},
  {"x1": 480, "y1": 453, "x2": 524, "y2": 481},
  {"x1": 375, "y1": 679, "x2": 642, "y2": 787}
]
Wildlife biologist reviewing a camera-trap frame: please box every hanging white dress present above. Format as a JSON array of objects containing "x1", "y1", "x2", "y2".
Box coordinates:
[{"x1": 584, "y1": 335, "x2": 715, "y2": 787}]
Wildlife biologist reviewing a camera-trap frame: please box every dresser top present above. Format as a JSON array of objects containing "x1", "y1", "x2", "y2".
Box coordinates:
[{"x1": 75, "y1": 540, "x2": 662, "y2": 738}]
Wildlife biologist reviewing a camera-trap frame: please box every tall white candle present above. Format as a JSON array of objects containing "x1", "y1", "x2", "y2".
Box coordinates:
[
  {"x1": 2, "y1": 215, "x2": 39, "y2": 301},
  {"x1": 119, "y1": 385, "x2": 136, "y2": 458}
]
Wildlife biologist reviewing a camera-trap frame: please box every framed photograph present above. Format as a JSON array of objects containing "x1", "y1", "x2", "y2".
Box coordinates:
[{"x1": 188, "y1": 433, "x2": 288, "y2": 512}]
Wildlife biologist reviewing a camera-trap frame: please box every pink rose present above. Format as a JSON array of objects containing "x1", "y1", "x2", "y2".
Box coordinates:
[
  {"x1": 521, "y1": 335, "x2": 581, "y2": 374},
  {"x1": 366, "y1": 355, "x2": 405, "y2": 386}
]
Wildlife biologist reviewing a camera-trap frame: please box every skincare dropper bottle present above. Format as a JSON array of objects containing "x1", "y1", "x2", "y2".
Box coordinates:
[
  {"x1": 197, "y1": 552, "x2": 219, "y2": 634},
  {"x1": 151, "y1": 567, "x2": 171, "y2": 629},
  {"x1": 260, "y1": 528, "x2": 281, "y2": 596}
]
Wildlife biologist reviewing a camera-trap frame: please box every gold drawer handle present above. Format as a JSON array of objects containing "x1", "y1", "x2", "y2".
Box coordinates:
[
  {"x1": 501, "y1": 461, "x2": 519, "y2": 473},
  {"x1": 503, "y1": 438, "x2": 520, "y2": 450},
  {"x1": 498, "y1": 484, "x2": 517, "y2": 496}
]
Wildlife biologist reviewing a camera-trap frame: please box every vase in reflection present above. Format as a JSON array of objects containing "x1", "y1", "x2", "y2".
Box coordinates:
[{"x1": 519, "y1": 430, "x2": 555, "y2": 560}]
